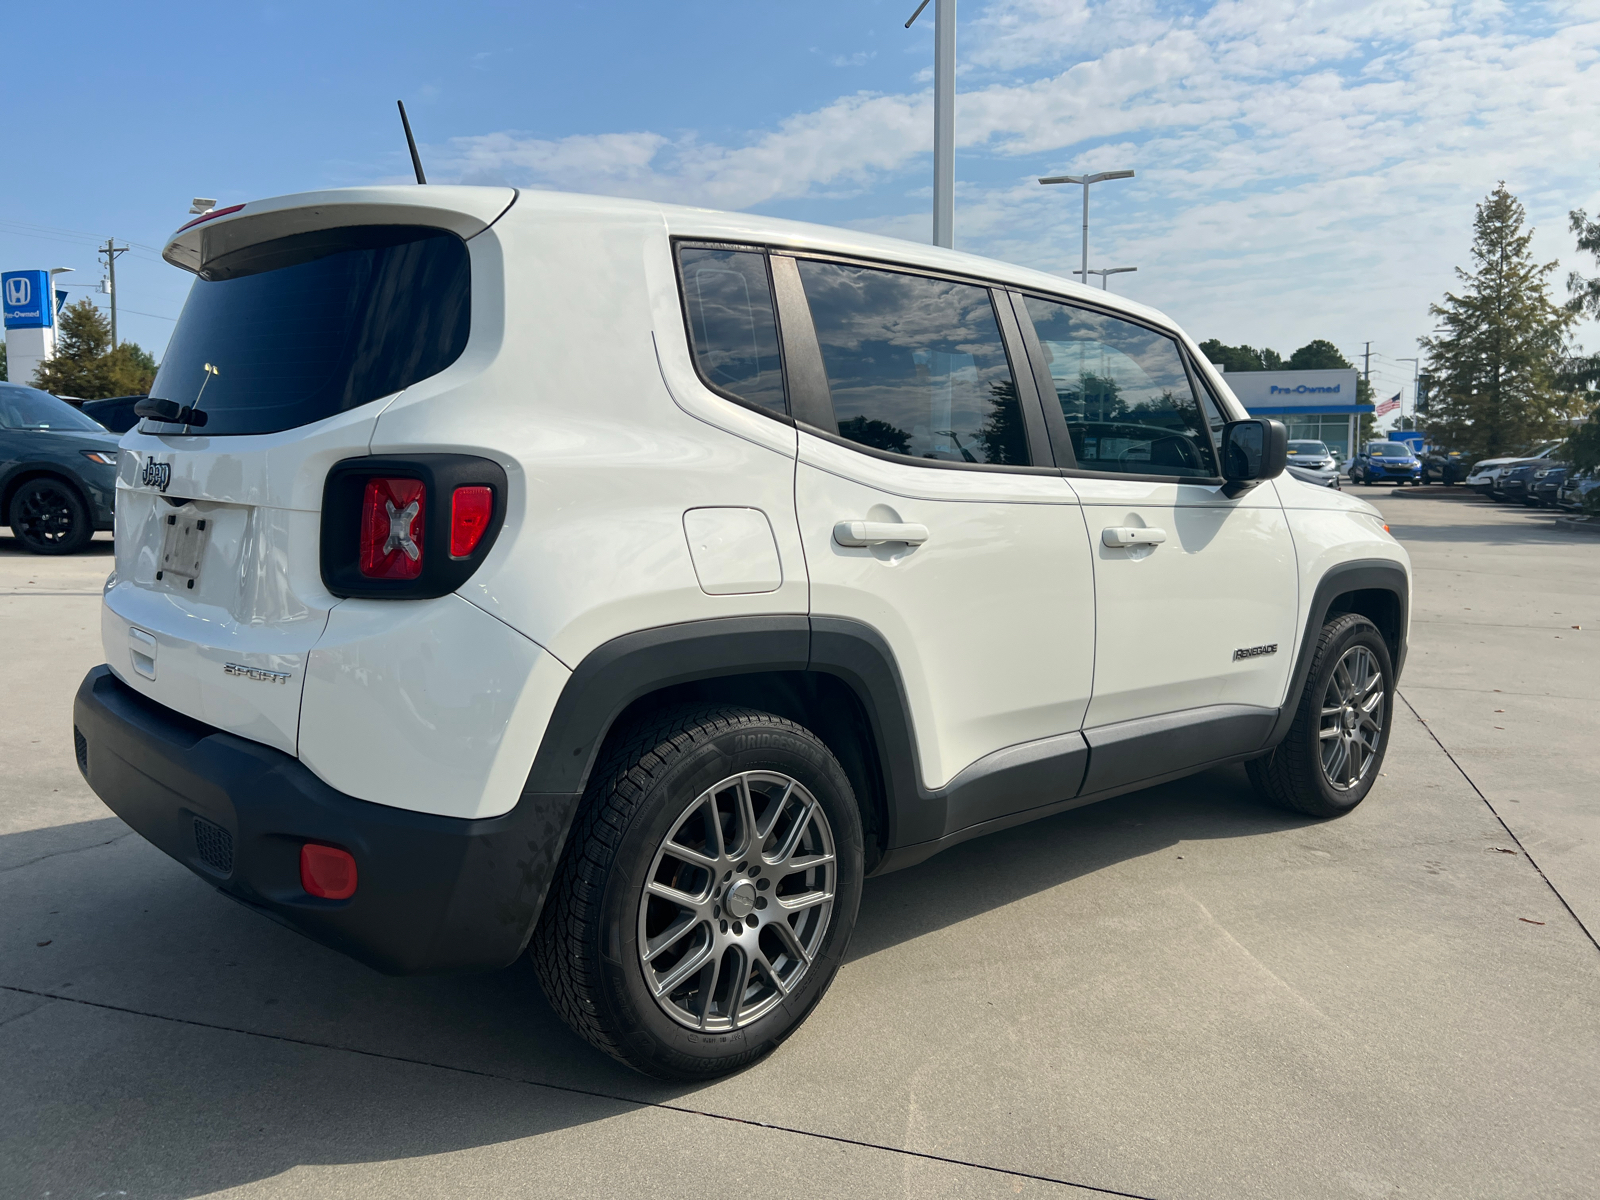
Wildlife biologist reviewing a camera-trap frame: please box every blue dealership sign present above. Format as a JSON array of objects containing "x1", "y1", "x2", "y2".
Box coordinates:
[{"x1": 3, "y1": 270, "x2": 54, "y2": 329}]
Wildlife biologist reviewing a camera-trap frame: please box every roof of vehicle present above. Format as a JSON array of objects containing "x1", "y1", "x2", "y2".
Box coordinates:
[{"x1": 164, "y1": 185, "x2": 1182, "y2": 341}]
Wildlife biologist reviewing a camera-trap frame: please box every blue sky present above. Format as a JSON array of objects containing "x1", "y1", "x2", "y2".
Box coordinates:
[{"x1": 5, "y1": 0, "x2": 1598, "y2": 418}]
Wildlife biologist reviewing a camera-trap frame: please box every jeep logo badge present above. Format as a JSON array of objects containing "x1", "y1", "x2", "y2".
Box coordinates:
[{"x1": 141, "y1": 460, "x2": 172, "y2": 492}]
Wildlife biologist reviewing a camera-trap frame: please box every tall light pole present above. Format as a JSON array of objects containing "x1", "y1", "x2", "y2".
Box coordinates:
[
  {"x1": 1040, "y1": 170, "x2": 1134, "y2": 290},
  {"x1": 906, "y1": 0, "x2": 955, "y2": 249},
  {"x1": 1074, "y1": 266, "x2": 1137, "y2": 291}
]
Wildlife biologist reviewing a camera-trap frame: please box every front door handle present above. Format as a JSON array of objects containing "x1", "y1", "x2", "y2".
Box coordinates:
[
  {"x1": 834, "y1": 520, "x2": 930, "y2": 548},
  {"x1": 1102, "y1": 526, "x2": 1168, "y2": 548}
]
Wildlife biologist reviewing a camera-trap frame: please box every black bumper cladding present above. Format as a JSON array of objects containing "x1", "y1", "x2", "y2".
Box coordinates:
[{"x1": 72, "y1": 666, "x2": 580, "y2": 975}]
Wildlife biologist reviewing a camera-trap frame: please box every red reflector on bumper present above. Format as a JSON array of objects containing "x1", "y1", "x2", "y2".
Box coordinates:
[
  {"x1": 300, "y1": 843, "x2": 358, "y2": 899},
  {"x1": 450, "y1": 486, "x2": 493, "y2": 557}
]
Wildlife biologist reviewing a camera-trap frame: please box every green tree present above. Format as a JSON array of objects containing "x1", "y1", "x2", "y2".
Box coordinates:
[
  {"x1": 1420, "y1": 183, "x2": 1579, "y2": 460},
  {"x1": 1198, "y1": 340, "x2": 1282, "y2": 372},
  {"x1": 1563, "y1": 200, "x2": 1600, "y2": 514},
  {"x1": 30, "y1": 299, "x2": 157, "y2": 398},
  {"x1": 0, "y1": 341, "x2": 7, "y2": 382}
]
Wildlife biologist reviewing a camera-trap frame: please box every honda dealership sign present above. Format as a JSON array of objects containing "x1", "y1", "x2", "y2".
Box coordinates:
[{"x1": 3, "y1": 270, "x2": 53, "y2": 329}]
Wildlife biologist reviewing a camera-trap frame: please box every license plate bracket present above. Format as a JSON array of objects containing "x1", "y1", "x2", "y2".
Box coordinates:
[{"x1": 155, "y1": 511, "x2": 211, "y2": 594}]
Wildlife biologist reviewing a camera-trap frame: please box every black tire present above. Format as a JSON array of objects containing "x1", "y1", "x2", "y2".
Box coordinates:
[
  {"x1": 7, "y1": 478, "x2": 93, "y2": 555},
  {"x1": 1247, "y1": 614, "x2": 1394, "y2": 818},
  {"x1": 532, "y1": 704, "x2": 864, "y2": 1080}
]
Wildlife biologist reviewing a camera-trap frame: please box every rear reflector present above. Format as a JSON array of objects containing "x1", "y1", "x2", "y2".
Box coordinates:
[
  {"x1": 450, "y1": 486, "x2": 494, "y2": 557},
  {"x1": 300, "y1": 843, "x2": 358, "y2": 899},
  {"x1": 359, "y1": 477, "x2": 425, "y2": 579}
]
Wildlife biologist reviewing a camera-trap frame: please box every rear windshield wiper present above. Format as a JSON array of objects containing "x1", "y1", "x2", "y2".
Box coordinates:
[{"x1": 133, "y1": 397, "x2": 209, "y2": 428}]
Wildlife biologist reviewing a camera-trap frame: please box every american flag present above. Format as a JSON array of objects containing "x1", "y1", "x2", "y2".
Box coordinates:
[{"x1": 1375, "y1": 392, "x2": 1400, "y2": 416}]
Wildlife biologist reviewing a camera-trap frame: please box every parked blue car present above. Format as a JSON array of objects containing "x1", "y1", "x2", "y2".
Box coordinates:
[
  {"x1": 1349, "y1": 441, "x2": 1422, "y2": 486},
  {"x1": 0, "y1": 383, "x2": 121, "y2": 554}
]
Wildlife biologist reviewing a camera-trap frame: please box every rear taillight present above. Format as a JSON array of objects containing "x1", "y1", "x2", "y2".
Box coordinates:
[
  {"x1": 451, "y1": 486, "x2": 493, "y2": 557},
  {"x1": 322, "y1": 455, "x2": 507, "y2": 599},
  {"x1": 359, "y1": 478, "x2": 425, "y2": 579}
]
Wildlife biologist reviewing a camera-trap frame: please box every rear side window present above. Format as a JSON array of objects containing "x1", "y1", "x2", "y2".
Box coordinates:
[
  {"x1": 1023, "y1": 296, "x2": 1217, "y2": 478},
  {"x1": 149, "y1": 225, "x2": 470, "y2": 436},
  {"x1": 676, "y1": 246, "x2": 786, "y2": 415},
  {"x1": 797, "y1": 260, "x2": 1028, "y2": 466}
]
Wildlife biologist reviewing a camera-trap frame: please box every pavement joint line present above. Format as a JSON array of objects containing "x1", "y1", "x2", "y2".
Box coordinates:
[
  {"x1": 1398, "y1": 684, "x2": 1599, "y2": 701},
  {"x1": 0, "y1": 832, "x2": 134, "y2": 875},
  {"x1": 1412, "y1": 619, "x2": 1591, "y2": 631},
  {"x1": 1398, "y1": 690, "x2": 1600, "y2": 956},
  {"x1": 0, "y1": 982, "x2": 1167, "y2": 1200}
]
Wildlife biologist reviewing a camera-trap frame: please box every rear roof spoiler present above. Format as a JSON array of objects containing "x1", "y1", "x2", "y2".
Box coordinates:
[{"x1": 162, "y1": 186, "x2": 518, "y2": 275}]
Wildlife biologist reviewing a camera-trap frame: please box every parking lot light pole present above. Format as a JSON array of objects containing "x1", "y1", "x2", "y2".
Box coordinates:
[
  {"x1": 1396, "y1": 357, "x2": 1420, "y2": 431},
  {"x1": 1039, "y1": 170, "x2": 1134, "y2": 289},
  {"x1": 906, "y1": 0, "x2": 957, "y2": 249},
  {"x1": 1074, "y1": 266, "x2": 1137, "y2": 291}
]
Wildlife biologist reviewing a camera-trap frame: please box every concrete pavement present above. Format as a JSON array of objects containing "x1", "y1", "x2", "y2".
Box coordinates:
[{"x1": 1, "y1": 497, "x2": 1596, "y2": 1200}]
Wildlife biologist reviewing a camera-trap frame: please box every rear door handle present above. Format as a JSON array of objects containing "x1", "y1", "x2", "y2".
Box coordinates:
[
  {"x1": 834, "y1": 521, "x2": 930, "y2": 548},
  {"x1": 1102, "y1": 526, "x2": 1167, "y2": 548}
]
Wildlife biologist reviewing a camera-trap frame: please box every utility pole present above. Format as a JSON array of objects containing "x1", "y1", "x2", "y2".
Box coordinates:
[
  {"x1": 906, "y1": 0, "x2": 956, "y2": 248},
  {"x1": 99, "y1": 239, "x2": 130, "y2": 347}
]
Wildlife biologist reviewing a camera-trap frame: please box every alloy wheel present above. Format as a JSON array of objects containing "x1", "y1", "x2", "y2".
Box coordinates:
[
  {"x1": 1319, "y1": 645, "x2": 1385, "y2": 791},
  {"x1": 16, "y1": 484, "x2": 78, "y2": 549},
  {"x1": 638, "y1": 771, "x2": 836, "y2": 1032}
]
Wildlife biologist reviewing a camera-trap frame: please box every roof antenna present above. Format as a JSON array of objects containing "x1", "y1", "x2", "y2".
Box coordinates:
[{"x1": 397, "y1": 100, "x2": 427, "y2": 184}]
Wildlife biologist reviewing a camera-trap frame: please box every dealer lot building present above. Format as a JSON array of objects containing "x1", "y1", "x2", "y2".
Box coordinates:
[{"x1": 1215, "y1": 368, "x2": 1369, "y2": 462}]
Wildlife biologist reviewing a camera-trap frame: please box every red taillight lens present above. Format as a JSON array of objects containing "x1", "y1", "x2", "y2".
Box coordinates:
[
  {"x1": 450, "y1": 486, "x2": 493, "y2": 557},
  {"x1": 300, "y1": 843, "x2": 357, "y2": 899},
  {"x1": 359, "y1": 477, "x2": 425, "y2": 579}
]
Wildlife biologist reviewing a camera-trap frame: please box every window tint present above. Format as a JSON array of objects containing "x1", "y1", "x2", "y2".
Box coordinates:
[
  {"x1": 1023, "y1": 296, "x2": 1217, "y2": 478},
  {"x1": 0, "y1": 384, "x2": 107, "y2": 432},
  {"x1": 798, "y1": 260, "x2": 1028, "y2": 466},
  {"x1": 151, "y1": 225, "x2": 470, "y2": 436},
  {"x1": 677, "y1": 246, "x2": 786, "y2": 415}
]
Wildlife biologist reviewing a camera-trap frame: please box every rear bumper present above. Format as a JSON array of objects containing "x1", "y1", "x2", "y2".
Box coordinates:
[{"x1": 72, "y1": 666, "x2": 580, "y2": 975}]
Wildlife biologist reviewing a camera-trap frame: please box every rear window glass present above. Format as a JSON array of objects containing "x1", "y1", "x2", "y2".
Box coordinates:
[
  {"x1": 677, "y1": 246, "x2": 786, "y2": 415},
  {"x1": 797, "y1": 260, "x2": 1028, "y2": 466},
  {"x1": 0, "y1": 384, "x2": 107, "y2": 433},
  {"x1": 149, "y1": 225, "x2": 470, "y2": 436}
]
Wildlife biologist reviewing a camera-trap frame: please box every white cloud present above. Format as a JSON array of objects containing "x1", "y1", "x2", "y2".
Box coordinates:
[{"x1": 429, "y1": 0, "x2": 1600, "y2": 366}]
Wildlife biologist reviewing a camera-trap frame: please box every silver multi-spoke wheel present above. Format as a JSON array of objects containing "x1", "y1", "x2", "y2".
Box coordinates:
[
  {"x1": 638, "y1": 770, "x2": 836, "y2": 1032},
  {"x1": 1319, "y1": 645, "x2": 1385, "y2": 791}
]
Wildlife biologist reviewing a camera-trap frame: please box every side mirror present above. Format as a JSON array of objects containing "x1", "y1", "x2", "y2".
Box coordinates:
[{"x1": 1221, "y1": 418, "x2": 1287, "y2": 497}]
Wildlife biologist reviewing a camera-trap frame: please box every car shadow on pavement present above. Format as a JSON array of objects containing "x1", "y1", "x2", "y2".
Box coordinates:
[
  {"x1": 0, "y1": 531, "x2": 115, "y2": 557},
  {"x1": 1, "y1": 767, "x2": 1311, "y2": 1196}
]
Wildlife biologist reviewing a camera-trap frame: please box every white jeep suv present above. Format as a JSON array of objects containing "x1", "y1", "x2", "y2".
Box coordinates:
[{"x1": 73, "y1": 186, "x2": 1410, "y2": 1079}]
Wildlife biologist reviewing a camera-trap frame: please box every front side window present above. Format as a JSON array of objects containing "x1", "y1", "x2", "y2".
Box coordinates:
[
  {"x1": 677, "y1": 246, "x2": 786, "y2": 415},
  {"x1": 151, "y1": 225, "x2": 471, "y2": 436},
  {"x1": 1023, "y1": 296, "x2": 1217, "y2": 478},
  {"x1": 797, "y1": 260, "x2": 1028, "y2": 466}
]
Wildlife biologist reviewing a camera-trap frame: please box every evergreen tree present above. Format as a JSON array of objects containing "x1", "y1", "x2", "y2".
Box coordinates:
[
  {"x1": 1563, "y1": 198, "x2": 1600, "y2": 513},
  {"x1": 1420, "y1": 183, "x2": 1579, "y2": 460},
  {"x1": 1198, "y1": 340, "x2": 1282, "y2": 372},
  {"x1": 0, "y1": 341, "x2": 7, "y2": 382},
  {"x1": 29, "y1": 299, "x2": 157, "y2": 398}
]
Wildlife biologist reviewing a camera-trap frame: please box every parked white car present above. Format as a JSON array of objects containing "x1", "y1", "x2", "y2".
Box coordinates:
[
  {"x1": 73, "y1": 187, "x2": 1411, "y2": 1079},
  {"x1": 1465, "y1": 443, "x2": 1562, "y2": 499}
]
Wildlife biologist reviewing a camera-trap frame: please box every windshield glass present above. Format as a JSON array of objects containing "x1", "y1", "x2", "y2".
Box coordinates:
[
  {"x1": 1288, "y1": 441, "x2": 1329, "y2": 455},
  {"x1": 149, "y1": 225, "x2": 471, "y2": 436},
  {"x1": 0, "y1": 384, "x2": 109, "y2": 433},
  {"x1": 1369, "y1": 443, "x2": 1412, "y2": 456}
]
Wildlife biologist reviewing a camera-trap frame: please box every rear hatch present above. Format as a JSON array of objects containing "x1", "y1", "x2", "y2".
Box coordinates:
[{"x1": 104, "y1": 186, "x2": 513, "y2": 753}]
